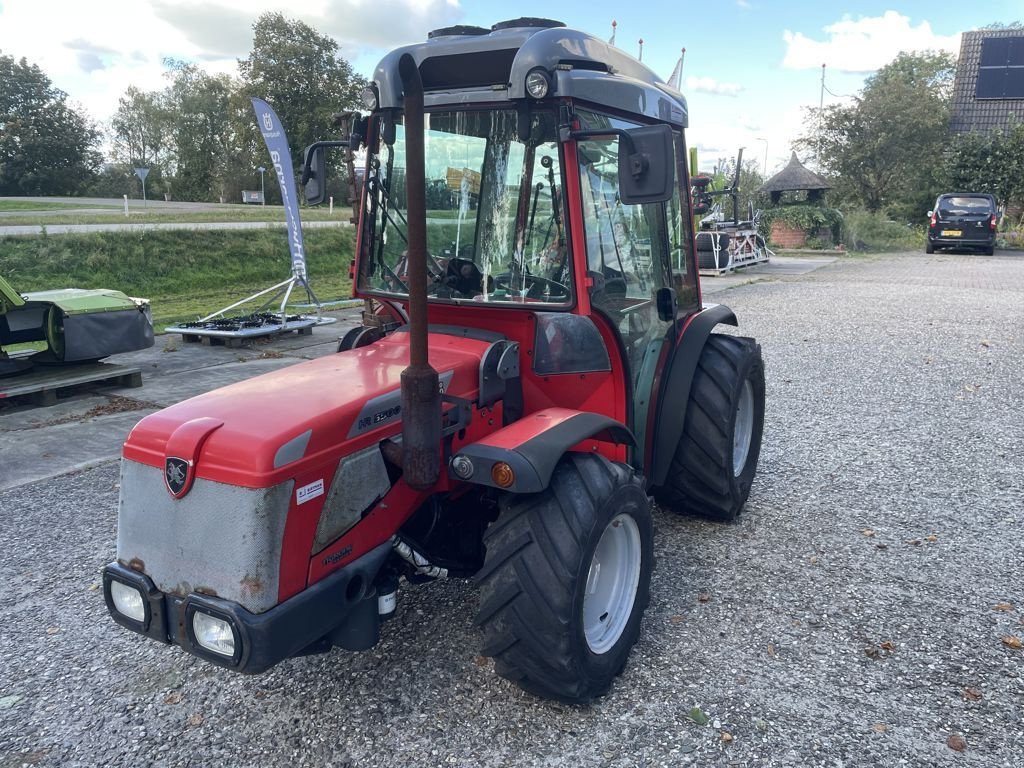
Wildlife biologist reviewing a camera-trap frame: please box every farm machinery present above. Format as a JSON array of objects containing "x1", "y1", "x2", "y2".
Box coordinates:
[
  {"x1": 103, "y1": 18, "x2": 766, "y2": 703},
  {"x1": 691, "y1": 148, "x2": 773, "y2": 275},
  {"x1": 0, "y1": 274, "x2": 152, "y2": 377}
]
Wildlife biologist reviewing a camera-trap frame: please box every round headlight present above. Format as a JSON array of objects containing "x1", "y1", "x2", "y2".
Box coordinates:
[
  {"x1": 450, "y1": 454, "x2": 474, "y2": 480},
  {"x1": 361, "y1": 85, "x2": 379, "y2": 110},
  {"x1": 525, "y1": 69, "x2": 551, "y2": 99}
]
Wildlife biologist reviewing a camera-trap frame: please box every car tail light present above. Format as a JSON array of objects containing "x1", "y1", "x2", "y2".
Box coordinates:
[
  {"x1": 930, "y1": 212, "x2": 937, "y2": 227},
  {"x1": 990, "y1": 214, "x2": 997, "y2": 230}
]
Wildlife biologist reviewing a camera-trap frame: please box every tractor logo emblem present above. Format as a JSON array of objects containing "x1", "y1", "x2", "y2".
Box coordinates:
[
  {"x1": 164, "y1": 457, "x2": 191, "y2": 498},
  {"x1": 262, "y1": 112, "x2": 273, "y2": 131}
]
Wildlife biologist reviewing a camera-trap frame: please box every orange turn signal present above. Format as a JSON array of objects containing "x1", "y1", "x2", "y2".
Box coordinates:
[{"x1": 491, "y1": 462, "x2": 515, "y2": 488}]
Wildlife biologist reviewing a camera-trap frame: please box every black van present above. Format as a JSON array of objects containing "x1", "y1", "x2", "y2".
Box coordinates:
[{"x1": 926, "y1": 193, "x2": 998, "y2": 255}]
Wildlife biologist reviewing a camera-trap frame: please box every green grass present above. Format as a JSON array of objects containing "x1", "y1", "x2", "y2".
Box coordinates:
[
  {"x1": 1, "y1": 229, "x2": 355, "y2": 330},
  {"x1": 840, "y1": 209, "x2": 924, "y2": 252},
  {"x1": 0, "y1": 206, "x2": 354, "y2": 227},
  {"x1": 0, "y1": 200, "x2": 120, "y2": 212}
]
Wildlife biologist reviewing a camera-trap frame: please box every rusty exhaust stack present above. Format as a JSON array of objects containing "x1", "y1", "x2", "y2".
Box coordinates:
[{"x1": 398, "y1": 53, "x2": 441, "y2": 490}]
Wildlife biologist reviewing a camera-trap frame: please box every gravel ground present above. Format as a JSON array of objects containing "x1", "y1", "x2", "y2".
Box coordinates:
[{"x1": 1, "y1": 251, "x2": 1022, "y2": 767}]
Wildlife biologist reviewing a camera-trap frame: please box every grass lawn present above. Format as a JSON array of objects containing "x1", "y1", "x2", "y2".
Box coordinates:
[
  {"x1": 0, "y1": 200, "x2": 120, "y2": 212},
  {"x1": 0, "y1": 229, "x2": 355, "y2": 331},
  {"x1": 0, "y1": 205, "x2": 354, "y2": 227}
]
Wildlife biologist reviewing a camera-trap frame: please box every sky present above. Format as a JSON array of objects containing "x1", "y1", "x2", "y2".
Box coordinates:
[{"x1": 0, "y1": 0, "x2": 1019, "y2": 175}]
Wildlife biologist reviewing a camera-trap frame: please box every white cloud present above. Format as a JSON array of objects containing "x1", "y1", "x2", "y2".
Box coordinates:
[
  {"x1": 0, "y1": 0, "x2": 461, "y2": 122},
  {"x1": 782, "y1": 11, "x2": 961, "y2": 73},
  {"x1": 686, "y1": 76, "x2": 742, "y2": 97}
]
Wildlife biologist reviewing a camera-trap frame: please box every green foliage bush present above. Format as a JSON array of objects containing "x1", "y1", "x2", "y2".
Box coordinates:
[
  {"x1": 839, "y1": 209, "x2": 923, "y2": 251},
  {"x1": 758, "y1": 205, "x2": 843, "y2": 245}
]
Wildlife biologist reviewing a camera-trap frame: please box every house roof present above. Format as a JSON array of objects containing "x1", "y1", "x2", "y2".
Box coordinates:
[{"x1": 760, "y1": 152, "x2": 830, "y2": 193}]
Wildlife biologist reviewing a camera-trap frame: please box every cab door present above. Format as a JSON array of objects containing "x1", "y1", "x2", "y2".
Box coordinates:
[{"x1": 575, "y1": 114, "x2": 699, "y2": 472}]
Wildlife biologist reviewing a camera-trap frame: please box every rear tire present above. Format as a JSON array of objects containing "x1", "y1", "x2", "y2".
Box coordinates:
[
  {"x1": 925, "y1": 240, "x2": 935, "y2": 254},
  {"x1": 657, "y1": 334, "x2": 765, "y2": 521},
  {"x1": 984, "y1": 245, "x2": 995, "y2": 256},
  {"x1": 475, "y1": 453, "x2": 653, "y2": 704}
]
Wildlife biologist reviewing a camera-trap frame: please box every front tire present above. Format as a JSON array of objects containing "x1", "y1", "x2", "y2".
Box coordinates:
[
  {"x1": 657, "y1": 334, "x2": 765, "y2": 521},
  {"x1": 475, "y1": 454, "x2": 654, "y2": 703}
]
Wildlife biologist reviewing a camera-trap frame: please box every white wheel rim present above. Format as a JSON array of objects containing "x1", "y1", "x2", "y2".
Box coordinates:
[
  {"x1": 733, "y1": 378, "x2": 754, "y2": 476},
  {"x1": 583, "y1": 513, "x2": 642, "y2": 654}
]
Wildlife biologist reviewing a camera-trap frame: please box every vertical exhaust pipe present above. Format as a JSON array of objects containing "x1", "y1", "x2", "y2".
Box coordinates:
[{"x1": 398, "y1": 54, "x2": 441, "y2": 490}]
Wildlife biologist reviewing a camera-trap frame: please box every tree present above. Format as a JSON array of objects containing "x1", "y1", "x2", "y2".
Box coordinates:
[
  {"x1": 795, "y1": 51, "x2": 956, "y2": 219},
  {"x1": 109, "y1": 86, "x2": 171, "y2": 197},
  {"x1": 944, "y1": 124, "x2": 1024, "y2": 207},
  {"x1": 163, "y1": 61, "x2": 237, "y2": 202},
  {"x1": 238, "y1": 12, "x2": 367, "y2": 194},
  {"x1": 0, "y1": 52, "x2": 101, "y2": 195}
]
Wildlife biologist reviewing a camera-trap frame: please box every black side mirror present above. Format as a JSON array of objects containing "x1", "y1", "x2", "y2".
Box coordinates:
[
  {"x1": 302, "y1": 144, "x2": 328, "y2": 206},
  {"x1": 655, "y1": 286, "x2": 676, "y2": 321},
  {"x1": 618, "y1": 124, "x2": 674, "y2": 205},
  {"x1": 301, "y1": 140, "x2": 351, "y2": 206}
]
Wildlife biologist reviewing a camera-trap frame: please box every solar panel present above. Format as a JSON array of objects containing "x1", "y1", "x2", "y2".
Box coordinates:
[
  {"x1": 976, "y1": 36, "x2": 1024, "y2": 99},
  {"x1": 980, "y1": 37, "x2": 1011, "y2": 66},
  {"x1": 1009, "y1": 37, "x2": 1024, "y2": 66},
  {"x1": 1006, "y1": 68, "x2": 1024, "y2": 98},
  {"x1": 976, "y1": 69, "x2": 1006, "y2": 99}
]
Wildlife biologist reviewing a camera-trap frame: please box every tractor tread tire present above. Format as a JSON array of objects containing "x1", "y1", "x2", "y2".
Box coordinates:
[
  {"x1": 475, "y1": 453, "x2": 653, "y2": 704},
  {"x1": 657, "y1": 334, "x2": 765, "y2": 521}
]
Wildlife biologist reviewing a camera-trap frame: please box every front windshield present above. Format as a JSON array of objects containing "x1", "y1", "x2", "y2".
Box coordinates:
[{"x1": 358, "y1": 109, "x2": 571, "y2": 305}]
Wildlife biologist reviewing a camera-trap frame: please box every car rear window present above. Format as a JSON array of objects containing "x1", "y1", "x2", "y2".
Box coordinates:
[{"x1": 939, "y1": 196, "x2": 993, "y2": 212}]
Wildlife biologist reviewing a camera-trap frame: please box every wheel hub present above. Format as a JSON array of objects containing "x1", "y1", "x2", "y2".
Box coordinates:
[
  {"x1": 733, "y1": 379, "x2": 754, "y2": 476},
  {"x1": 583, "y1": 513, "x2": 642, "y2": 654}
]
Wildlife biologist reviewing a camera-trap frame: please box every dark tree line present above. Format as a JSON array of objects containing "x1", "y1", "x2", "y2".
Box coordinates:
[{"x1": 2, "y1": 13, "x2": 365, "y2": 202}]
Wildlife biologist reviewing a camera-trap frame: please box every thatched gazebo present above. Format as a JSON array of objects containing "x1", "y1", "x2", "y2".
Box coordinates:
[{"x1": 760, "y1": 152, "x2": 830, "y2": 205}]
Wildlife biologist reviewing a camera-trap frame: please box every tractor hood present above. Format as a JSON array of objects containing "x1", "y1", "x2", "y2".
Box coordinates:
[{"x1": 123, "y1": 331, "x2": 492, "y2": 488}]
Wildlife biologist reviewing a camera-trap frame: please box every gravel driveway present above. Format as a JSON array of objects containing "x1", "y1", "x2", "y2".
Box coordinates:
[{"x1": 1, "y1": 251, "x2": 1022, "y2": 767}]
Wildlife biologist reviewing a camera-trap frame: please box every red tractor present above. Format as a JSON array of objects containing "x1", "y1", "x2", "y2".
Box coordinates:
[{"x1": 103, "y1": 18, "x2": 765, "y2": 704}]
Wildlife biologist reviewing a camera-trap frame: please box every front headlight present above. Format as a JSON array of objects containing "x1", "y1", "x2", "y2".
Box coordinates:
[
  {"x1": 110, "y1": 580, "x2": 146, "y2": 623},
  {"x1": 191, "y1": 611, "x2": 237, "y2": 658}
]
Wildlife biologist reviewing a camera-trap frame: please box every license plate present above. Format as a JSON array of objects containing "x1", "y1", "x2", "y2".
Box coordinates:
[{"x1": 941, "y1": 230, "x2": 961, "y2": 237}]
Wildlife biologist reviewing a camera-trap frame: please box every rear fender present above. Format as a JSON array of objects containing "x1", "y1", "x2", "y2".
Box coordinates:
[
  {"x1": 649, "y1": 304, "x2": 737, "y2": 488},
  {"x1": 450, "y1": 408, "x2": 635, "y2": 493}
]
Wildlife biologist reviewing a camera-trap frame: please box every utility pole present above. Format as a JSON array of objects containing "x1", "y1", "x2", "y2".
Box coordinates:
[{"x1": 817, "y1": 63, "x2": 825, "y2": 168}]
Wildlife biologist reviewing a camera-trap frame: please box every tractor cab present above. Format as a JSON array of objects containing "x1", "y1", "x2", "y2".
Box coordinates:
[{"x1": 308, "y1": 18, "x2": 701, "y2": 472}]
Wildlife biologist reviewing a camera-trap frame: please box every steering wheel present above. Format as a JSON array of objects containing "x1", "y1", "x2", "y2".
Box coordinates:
[{"x1": 493, "y1": 271, "x2": 570, "y2": 300}]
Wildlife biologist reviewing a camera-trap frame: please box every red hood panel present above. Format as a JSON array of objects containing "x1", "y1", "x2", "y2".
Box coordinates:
[{"x1": 123, "y1": 332, "x2": 489, "y2": 487}]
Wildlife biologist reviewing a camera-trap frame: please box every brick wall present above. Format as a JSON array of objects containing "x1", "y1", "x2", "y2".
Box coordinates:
[{"x1": 770, "y1": 221, "x2": 808, "y2": 248}]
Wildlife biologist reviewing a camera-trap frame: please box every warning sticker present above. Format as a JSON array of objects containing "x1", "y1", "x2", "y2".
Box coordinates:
[{"x1": 296, "y1": 478, "x2": 325, "y2": 505}]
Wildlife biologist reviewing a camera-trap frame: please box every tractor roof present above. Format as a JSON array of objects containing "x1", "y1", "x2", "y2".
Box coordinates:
[{"x1": 372, "y1": 18, "x2": 687, "y2": 128}]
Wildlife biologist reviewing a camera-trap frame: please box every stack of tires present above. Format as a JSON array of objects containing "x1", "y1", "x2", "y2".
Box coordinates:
[{"x1": 696, "y1": 231, "x2": 731, "y2": 270}]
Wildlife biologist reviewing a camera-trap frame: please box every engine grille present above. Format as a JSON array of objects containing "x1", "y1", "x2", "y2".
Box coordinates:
[{"x1": 116, "y1": 459, "x2": 293, "y2": 614}]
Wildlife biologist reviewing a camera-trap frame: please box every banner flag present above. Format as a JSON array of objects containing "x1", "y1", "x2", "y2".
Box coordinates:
[
  {"x1": 667, "y1": 49, "x2": 685, "y2": 91},
  {"x1": 251, "y1": 97, "x2": 307, "y2": 280}
]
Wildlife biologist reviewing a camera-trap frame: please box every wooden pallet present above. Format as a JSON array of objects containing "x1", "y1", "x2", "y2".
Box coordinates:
[
  {"x1": 166, "y1": 316, "x2": 321, "y2": 349},
  {"x1": 0, "y1": 362, "x2": 142, "y2": 406}
]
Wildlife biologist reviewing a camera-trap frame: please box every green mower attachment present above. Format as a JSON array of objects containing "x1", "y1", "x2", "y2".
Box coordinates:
[{"x1": 1, "y1": 274, "x2": 154, "y2": 375}]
